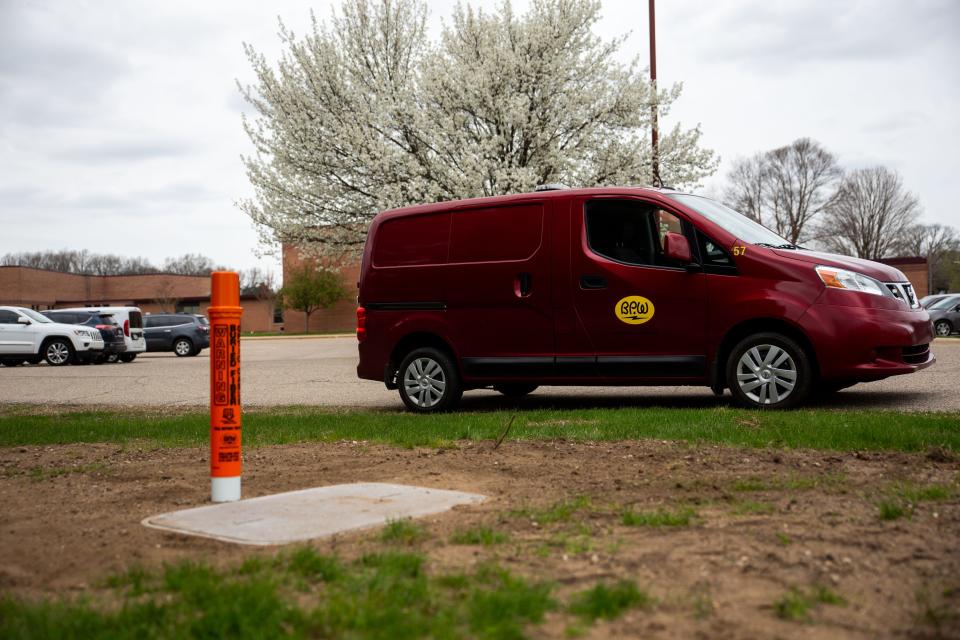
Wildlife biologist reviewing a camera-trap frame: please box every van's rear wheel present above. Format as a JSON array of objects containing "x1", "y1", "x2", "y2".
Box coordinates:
[
  {"x1": 398, "y1": 347, "x2": 462, "y2": 413},
  {"x1": 493, "y1": 383, "x2": 538, "y2": 397},
  {"x1": 726, "y1": 333, "x2": 811, "y2": 409},
  {"x1": 120, "y1": 353, "x2": 137, "y2": 363}
]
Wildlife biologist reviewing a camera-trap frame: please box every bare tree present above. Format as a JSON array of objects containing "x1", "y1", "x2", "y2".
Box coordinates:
[
  {"x1": 819, "y1": 166, "x2": 921, "y2": 259},
  {"x1": 723, "y1": 138, "x2": 840, "y2": 243},
  {"x1": 897, "y1": 223, "x2": 960, "y2": 293},
  {"x1": 723, "y1": 153, "x2": 767, "y2": 226}
]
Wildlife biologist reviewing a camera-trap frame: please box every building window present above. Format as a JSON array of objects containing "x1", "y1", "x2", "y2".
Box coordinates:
[
  {"x1": 176, "y1": 302, "x2": 201, "y2": 315},
  {"x1": 273, "y1": 302, "x2": 284, "y2": 324}
]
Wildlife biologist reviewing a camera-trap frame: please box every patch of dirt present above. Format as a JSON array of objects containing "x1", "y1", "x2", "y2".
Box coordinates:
[{"x1": 1, "y1": 440, "x2": 958, "y2": 639}]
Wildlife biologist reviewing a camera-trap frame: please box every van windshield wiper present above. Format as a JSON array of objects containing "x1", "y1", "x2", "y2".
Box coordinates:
[{"x1": 754, "y1": 242, "x2": 800, "y2": 250}]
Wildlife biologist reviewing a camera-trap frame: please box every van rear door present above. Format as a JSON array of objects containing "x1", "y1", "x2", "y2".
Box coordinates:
[
  {"x1": 570, "y1": 196, "x2": 707, "y2": 379},
  {"x1": 446, "y1": 201, "x2": 554, "y2": 377}
]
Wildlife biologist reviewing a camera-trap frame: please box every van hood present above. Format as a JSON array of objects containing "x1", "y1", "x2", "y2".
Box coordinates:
[{"x1": 771, "y1": 248, "x2": 907, "y2": 282}]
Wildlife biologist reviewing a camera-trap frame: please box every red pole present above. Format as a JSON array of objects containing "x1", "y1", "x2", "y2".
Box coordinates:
[
  {"x1": 649, "y1": 0, "x2": 661, "y2": 187},
  {"x1": 209, "y1": 271, "x2": 243, "y2": 502}
]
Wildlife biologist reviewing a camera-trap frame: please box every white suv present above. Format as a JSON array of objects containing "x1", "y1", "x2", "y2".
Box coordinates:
[{"x1": 0, "y1": 306, "x2": 105, "y2": 366}]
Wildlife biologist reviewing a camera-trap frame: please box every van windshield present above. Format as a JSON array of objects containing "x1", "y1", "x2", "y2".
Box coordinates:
[{"x1": 666, "y1": 194, "x2": 795, "y2": 248}]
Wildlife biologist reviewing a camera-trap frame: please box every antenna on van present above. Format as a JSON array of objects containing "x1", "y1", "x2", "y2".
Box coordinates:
[{"x1": 534, "y1": 183, "x2": 569, "y2": 192}]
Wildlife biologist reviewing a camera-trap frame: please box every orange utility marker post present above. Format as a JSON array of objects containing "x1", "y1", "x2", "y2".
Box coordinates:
[{"x1": 209, "y1": 271, "x2": 243, "y2": 502}]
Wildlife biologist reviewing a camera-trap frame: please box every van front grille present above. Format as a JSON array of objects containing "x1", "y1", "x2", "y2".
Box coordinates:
[
  {"x1": 902, "y1": 344, "x2": 930, "y2": 364},
  {"x1": 885, "y1": 282, "x2": 920, "y2": 309}
]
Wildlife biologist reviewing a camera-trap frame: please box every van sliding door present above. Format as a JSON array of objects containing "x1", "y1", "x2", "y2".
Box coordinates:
[{"x1": 446, "y1": 201, "x2": 554, "y2": 378}]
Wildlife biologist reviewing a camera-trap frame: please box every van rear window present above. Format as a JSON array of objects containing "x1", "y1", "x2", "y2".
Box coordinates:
[
  {"x1": 450, "y1": 203, "x2": 543, "y2": 263},
  {"x1": 373, "y1": 212, "x2": 451, "y2": 267}
]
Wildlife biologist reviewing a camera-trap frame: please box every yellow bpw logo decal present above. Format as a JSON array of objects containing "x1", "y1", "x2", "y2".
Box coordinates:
[{"x1": 615, "y1": 295, "x2": 655, "y2": 325}]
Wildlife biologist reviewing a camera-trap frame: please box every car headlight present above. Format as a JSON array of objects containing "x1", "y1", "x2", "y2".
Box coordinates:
[{"x1": 815, "y1": 265, "x2": 888, "y2": 297}]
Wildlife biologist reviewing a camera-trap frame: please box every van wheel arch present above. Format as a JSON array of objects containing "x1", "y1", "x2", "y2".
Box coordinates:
[
  {"x1": 712, "y1": 319, "x2": 819, "y2": 393},
  {"x1": 386, "y1": 333, "x2": 459, "y2": 390}
]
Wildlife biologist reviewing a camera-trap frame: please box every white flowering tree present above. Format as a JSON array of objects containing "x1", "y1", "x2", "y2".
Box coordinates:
[{"x1": 239, "y1": 0, "x2": 717, "y2": 257}]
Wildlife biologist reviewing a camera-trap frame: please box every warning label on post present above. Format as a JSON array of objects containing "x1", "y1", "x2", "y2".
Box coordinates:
[{"x1": 211, "y1": 315, "x2": 241, "y2": 478}]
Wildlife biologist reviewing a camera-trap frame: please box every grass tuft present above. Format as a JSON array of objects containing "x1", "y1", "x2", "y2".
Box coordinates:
[
  {"x1": 379, "y1": 518, "x2": 428, "y2": 545},
  {"x1": 621, "y1": 506, "x2": 697, "y2": 528},
  {"x1": 774, "y1": 584, "x2": 846, "y2": 622},
  {"x1": 568, "y1": 580, "x2": 652, "y2": 621},
  {"x1": 450, "y1": 526, "x2": 508, "y2": 546}
]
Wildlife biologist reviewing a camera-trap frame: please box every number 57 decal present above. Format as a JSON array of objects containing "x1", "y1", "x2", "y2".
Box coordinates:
[{"x1": 732, "y1": 245, "x2": 746, "y2": 256}]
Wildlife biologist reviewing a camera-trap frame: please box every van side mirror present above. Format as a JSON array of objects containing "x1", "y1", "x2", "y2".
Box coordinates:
[
  {"x1": 663, "y1": 232, "x2": 693, "y2": 264},
  {"x1": 17, "y1": 317, "x2": 30, "y2": 325}
]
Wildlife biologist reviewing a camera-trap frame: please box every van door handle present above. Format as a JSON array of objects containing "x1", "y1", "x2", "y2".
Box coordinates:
[
  {"x1": 515, "y1": 273, "x2": 532, "y2": 298},
  {"x1": 580, "y1": 275, "x2": 607, "y2": 290}
]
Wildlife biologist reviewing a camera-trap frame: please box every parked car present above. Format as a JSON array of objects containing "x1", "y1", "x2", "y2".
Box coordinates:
[
  {"x1": 143, "y1": 313, "x2": 210, "y2": 356},
  {"x1": 56, "y1": 306, "x2": 146, "y2": 362},
  {"x1": 927, "y1": 295, "x2": 960, "y2": 337},
  {"x1": 356, "y1": 186, "x2": 934, "y2": 412},
  {"x1": 0, "y1": 306, "x2": 105, "y2": 366},
  {"x1": 41, "y1": 310, "x2": 126, "y2": 363},
  {"x1": 920, "y1": 294, "x2": 953, "y2": 309}
]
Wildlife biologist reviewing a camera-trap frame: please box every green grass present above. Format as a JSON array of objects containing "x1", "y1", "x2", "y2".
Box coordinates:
[
  {"x1": 568, "y1": 580, "x2": 652, "y2": 621},
  {"x1": 510, "y1": 496, "x2": 591, "y2": 525},
  {"x1": 773, "y1": 585, "x2": 846, "y2": 622},
  {"x1": 621, "y1": 506, "x2": 697, "y2": 528},
  {"x1": 0, "y1": 406, "x2": 958, "y2": 453},
  {"x1": 0, "y1": 407, "x2": 960, "y2": 451},
  {"x1": 0, "y1": 551, "x2": 557, "y2": 640},
  {"x1": 877, "y1": 479, "x2": 958, "y2": 520},
  {"x1": 379, "y1": 519, "x2": 428, "y2": 545},
  {"x1": 450, "y1": 526, "x2": 508, "y2": 546}
]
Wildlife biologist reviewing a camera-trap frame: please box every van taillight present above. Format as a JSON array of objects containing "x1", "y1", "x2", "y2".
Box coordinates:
[
  {"x1": 124, "y1": 319, "x2": 130, "y2": 337},
  {"x1": 356, "y1": 306, "x2": 367, "y2": 342}
]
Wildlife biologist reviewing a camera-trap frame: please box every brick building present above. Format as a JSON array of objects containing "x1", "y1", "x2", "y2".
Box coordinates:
[{"x1": 0, "y1": 266, "x2": 280, "y2": 332}]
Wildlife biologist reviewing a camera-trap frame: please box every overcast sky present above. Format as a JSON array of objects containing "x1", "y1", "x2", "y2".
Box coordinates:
[{"x1": 1, "y1": 0, "x2": 958, "y2": 279}]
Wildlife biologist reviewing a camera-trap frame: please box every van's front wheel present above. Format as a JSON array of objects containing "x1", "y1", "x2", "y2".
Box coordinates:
[
  {"x1": 726, "y1": 333, "x2": 812, "y2": 409},
  {"x1": 398, "y1": 347, "x2": 463, "y2": 413}
]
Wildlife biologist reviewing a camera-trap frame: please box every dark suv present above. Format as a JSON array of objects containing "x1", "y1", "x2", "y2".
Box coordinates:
[
  {"x1": 143, "y1": 313, "x2": 210, "y2": 357},
  {"x1": 41, "y1": 310, "x2": 127, "y2": 363}
]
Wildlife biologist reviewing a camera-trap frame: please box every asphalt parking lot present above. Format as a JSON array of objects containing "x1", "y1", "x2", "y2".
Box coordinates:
[{"x1": 0, "y1": 336, "x2": 957, "y2": 411}]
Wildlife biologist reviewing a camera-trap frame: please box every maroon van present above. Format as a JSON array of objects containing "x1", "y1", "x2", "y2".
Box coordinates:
[{"x1": 356, "y1": 186, "x2": 934, "y2": 412}]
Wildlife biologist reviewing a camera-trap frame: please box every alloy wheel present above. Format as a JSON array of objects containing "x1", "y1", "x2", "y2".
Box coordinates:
[
  {"x1": 936, "y1": 321, "x2": 951, "y2": 337},
  {"x1": 402, "y1": 357, "x2": 446, "y2": 408},
  {"x1": 46, "y1": 342, "x2": 70, "y2": 365},
  {"x1": 174, "y1": 340, "x2": 192, "y2": 356},
  {"x1": 736, "y1": 344, "x2": 797, "y2": 405}
]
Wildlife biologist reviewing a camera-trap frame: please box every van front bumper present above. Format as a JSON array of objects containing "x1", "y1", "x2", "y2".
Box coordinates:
[{"x1": 800, "y1": 303, "x2": 935, "y2": 381}]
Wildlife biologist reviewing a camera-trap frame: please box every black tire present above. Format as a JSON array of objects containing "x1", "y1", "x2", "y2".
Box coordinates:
[
  {"x1": 493, "y1": 383, "x2": 539, "y2": 397},
  {"x1": 934, "y1": 320, "x2": 952, "y2": 337},
  {"x1": 726, "y1": 332, "x2": 812, "y2": 409},
  {"x1": 173, "y1": 338, "x2": 194, "y2": 357},
  {"x1": 119, "y1": 353, "x2": 137, "y2": 363},
  {"x1": 43, "y1": 338, "x2": 74, "y2": 367},
  {"x1": 105, "y1": 353, "x2": 120, "y2": 363},
  {"x1": 397, "y1": 347, "x2": 463, "y2": 413}
]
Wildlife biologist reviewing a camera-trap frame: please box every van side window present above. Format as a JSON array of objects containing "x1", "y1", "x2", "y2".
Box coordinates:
[
  {"x1": 450, "y1": 203, "x2": 543, "y2": 263},
  {"x1": 585, "y1": 200, "x2": 685, "y2": 268},
  {"x1": 696, "y1": 231, "x2": 736, "y2": 273},
  {"x1": 373, "y1": 212, "x2": 451, "y2": 267}
]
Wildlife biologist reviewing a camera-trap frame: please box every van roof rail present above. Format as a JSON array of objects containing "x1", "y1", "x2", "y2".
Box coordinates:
[{"x1": 534, "y1": 183, "x2": 569, "y2": 192}]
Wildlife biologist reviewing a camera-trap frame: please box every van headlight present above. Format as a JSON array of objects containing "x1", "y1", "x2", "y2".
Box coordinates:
[{"x1": 815, "y1": 265, "x2": 888, "y2": 297}]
